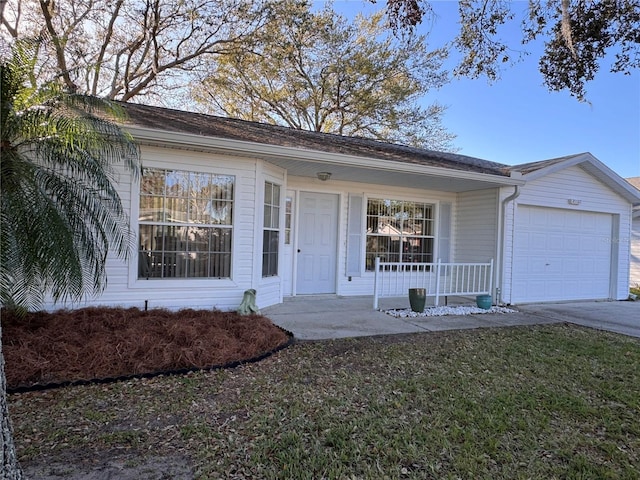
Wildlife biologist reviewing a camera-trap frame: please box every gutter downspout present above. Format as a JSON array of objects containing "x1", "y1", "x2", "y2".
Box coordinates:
[{"x1": 497, "y1": 185, "x2": 521, "y2": 305}]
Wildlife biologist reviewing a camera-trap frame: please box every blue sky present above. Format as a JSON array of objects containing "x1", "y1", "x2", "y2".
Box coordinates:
[{"x1": 326, "y1": 1, "x2": 640, "y2": 179}]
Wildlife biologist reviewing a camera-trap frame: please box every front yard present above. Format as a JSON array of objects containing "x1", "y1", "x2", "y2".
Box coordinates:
[{"x1": 9, "y1": 324, "x2": 640, "y2": 479}]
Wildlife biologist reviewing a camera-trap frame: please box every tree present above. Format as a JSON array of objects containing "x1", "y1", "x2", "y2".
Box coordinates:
[
  {"x1": 0, "y1": 0, "x2": 272, "y2": 102},
  {"x1": 190, "y1": 1, "x2": 456, "y2": 150},
  {"x1": 0, "y1": 41, "x2": 140, "y2": 478},
  {"x1": 382, "y1": 0, "x2": 640, "y2": 101}
]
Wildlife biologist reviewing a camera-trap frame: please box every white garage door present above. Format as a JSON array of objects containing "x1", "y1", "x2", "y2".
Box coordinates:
[{"x1": 512, "y1": 206, "x2": 612, "y2": 303}]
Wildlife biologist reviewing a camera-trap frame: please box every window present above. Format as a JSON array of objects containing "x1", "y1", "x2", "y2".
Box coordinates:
[
  {"x1": 365, "y1": 198, "x2": 434, "y2": 270},
  {"x1": 284, "y1": 196, "x2": 292, "y2": 245},
  {"x1": 262, "y1": 182, "x2": 280, "y2": 277},
  {"x1": 138, "y1": 167, "x2": 234, "y2": 279}
]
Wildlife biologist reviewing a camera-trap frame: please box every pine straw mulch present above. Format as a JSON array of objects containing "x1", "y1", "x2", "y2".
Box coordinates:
[{"x1": 2, "y1": 306, "x2": 292, "y2": 392}]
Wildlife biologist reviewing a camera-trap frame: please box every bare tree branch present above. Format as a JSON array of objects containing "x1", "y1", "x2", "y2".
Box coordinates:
[
  {"x1": 39, "y1": 0, "x2": 78, "y2": 91},
  {"x1": 15, "y1": 0, "x2": 271, "y2": 102}
]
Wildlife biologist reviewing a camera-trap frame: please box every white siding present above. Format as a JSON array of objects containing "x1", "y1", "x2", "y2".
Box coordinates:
[
  {"x1": 454, "y1": 189, "x2": 499, "y2": 264},
  {"x1": 502, "y1": 165, "x2": 632, "y2": 303},
  {"x1": 631, "y1": 214, "x2": 640, "y2": 287},
  {"x1": 43, "y1": 145, "x2": 284, "y2": 312}
]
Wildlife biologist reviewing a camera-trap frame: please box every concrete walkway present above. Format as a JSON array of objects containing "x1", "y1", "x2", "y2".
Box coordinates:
[{"x1": 262, "y1": 296, "x2": 640, "y2": 340}]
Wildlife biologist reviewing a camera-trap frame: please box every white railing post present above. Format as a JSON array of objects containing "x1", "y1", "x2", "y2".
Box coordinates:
[
  {"x1": 373, "y1": 256, "x2": 380, "y2": 309},
  {"x1": 434, "y1": 258, "x2": 441, "y2": 306},
  {"x1": 489, "y1": 258, "x2": 494, "y2": 295}
]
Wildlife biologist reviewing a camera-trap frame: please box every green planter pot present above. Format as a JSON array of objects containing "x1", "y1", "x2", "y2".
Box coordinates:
[
  {"x1": 409, "y1": 288, "x2": 427, "y2": 313},
  {"x1": 476, "y1": 294, "x2": 492, "y2": 310}
]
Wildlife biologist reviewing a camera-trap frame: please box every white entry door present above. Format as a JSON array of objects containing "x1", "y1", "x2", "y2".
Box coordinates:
[
  {"x1": 296, "y1": 192, "x2": 339, "y2": 294},
  {"x1": 512, "y1": 205, "x2": 613, "y2": 303}
]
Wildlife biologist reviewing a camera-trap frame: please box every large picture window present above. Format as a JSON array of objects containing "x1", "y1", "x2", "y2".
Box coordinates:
[
  {"x1": 138, "y1": 167, "x2": 234, "y2": 279},
  {"x1": 262, "y1": 182, "x2": 280, "y2": 277},
  {"x1": 365, "y1": 198, "x2": 434, "y2": 270}
]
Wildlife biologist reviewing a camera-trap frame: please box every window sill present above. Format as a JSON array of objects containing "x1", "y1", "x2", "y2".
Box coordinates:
[{"x1": 129, "y1": 277, "x2": 238, "y2": 290}]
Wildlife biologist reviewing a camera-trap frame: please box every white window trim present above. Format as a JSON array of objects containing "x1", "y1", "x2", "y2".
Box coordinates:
[{"x1": 128, "y1": 160, "x2": 244, "y2": 289}]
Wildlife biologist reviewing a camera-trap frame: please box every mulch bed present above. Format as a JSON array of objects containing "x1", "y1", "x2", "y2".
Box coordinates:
[{"x1": 2, "y1": 307, "x2": 291, "y2": 391}]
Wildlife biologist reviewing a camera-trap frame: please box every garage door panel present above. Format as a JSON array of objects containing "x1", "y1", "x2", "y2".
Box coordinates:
[
  {"x1": 581, "y1": 214, "x2": 608, "y2": 234},
  {"x1": 524, "y1": 232, "x2": 545, "y2": 250},
  {"x1": 515, "y1": 231, "x2": 531, "y2": 251},
  {"x1": 529, "y1": 258, "x2": 548, "y2": 274},
  {"x1": 513, "y1": 279, "x2": 546, "y2": 300},
  {"x1": 512, "y1": 206, "x2": 612, "y2": 303},
  {"x1": 561, "y1": 257, "x2": 580, "y2": 274},
  {"x1": 547, "y1": 210, "x2": 566, "y2": 229},
  {"x1": 564, "y1": 213, "x2": 581, "y2": 229},
  {"x1": 578, "y1": 261, "x2": 602, "y2": 275},
  {"x1": 543, "y1": 258, "x2": 563, "y2": 274},
  {"x1": 544, "y1": 279, "x2": 564, "y2": 296},
  {"x1": 591, "y1": 258, "x2": 610, "y2": 274},
  {"x1": 580, "y1": 236, "x2": 602, "y2": 254},
  {"x1": 562, "y1": 234, "x2": 581, "y2": 251},
  {"x1": 544, "y1": 233, "x2": 563, "y2": 250}
]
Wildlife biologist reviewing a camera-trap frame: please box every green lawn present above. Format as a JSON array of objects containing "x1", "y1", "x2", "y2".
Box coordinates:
[{"x1": 10, "y1": 324, "x2": 640, "y2": 479}]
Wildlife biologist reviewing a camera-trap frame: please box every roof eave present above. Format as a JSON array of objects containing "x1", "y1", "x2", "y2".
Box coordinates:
[{"x1": 126, "y1": 125, "x2": 524, "y2": 187}]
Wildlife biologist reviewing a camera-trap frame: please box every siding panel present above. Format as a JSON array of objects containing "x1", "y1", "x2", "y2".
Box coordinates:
[
  {"x1": 631, "y1": 216, "x2": 640, "y2": 286},
  {"x1": 455, "y1": 189, "x2": 499, "y2": 264}
]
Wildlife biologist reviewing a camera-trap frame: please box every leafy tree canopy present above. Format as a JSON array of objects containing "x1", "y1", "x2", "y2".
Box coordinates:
[
  {"x1": 382, "y1": 0, "x2": 640, "y2": 101},
  {"x1": 191, "y1": 0, "x2": 456, "y2": 150}
]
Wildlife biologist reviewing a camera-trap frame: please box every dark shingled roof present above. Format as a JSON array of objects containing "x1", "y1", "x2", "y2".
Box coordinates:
[
  {"x1": 627, "y1": 177, "x2": 640, "y2": 190},
  {"x1": 118, "y1": 102, "x2": 512, "y2": 177},
  {"x1": 509, "y1": 153, "x2": 588, "y2": 175}
]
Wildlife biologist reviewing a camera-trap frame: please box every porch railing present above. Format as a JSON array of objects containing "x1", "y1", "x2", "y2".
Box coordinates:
[{"x1": 373, "y1": 257, "x2": 494, "y2": 309}]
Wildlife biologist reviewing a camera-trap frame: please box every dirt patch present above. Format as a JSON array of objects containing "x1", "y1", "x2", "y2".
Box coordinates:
[
  {"x1": 2, "y1": 306, "x2": 291, "y2": 390},
  {"x1": 22, "y1": 453, "x2": 194, "y2": 479}
]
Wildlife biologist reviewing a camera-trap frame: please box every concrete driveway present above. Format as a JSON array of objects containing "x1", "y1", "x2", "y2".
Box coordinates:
[
  {"x1": 517, "y1": 301, "x2": 640, "y2": 338},
  {"x1": 263, "y1": 296, "x2": 640, "y2": 340}
]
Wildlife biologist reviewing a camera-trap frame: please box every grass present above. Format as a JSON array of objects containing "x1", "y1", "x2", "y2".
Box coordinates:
[{"x1": 9, "y1": 324, "x2": 640, "y2": 479}]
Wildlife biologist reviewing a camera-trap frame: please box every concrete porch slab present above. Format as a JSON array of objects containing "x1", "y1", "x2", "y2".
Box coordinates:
[
  {"x1": 263, "y1": 296, "x2": 640, "y2": 340},
  {"x1": 262, "y1": 296, "x2": 561, "y2": 340}
]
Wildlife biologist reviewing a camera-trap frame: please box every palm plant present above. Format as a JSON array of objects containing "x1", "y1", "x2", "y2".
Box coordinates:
[
  {"x1": 0, "y1": 42, "x2": 140, "y2": 311},
  {"x1": 1, "y1": 41, "x2": 140, "y2": 478}
]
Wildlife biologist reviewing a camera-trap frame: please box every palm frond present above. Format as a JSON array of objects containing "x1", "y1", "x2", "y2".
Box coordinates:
[{"x1": 1, "y1": 40, "x2": 140, "y2": 311}]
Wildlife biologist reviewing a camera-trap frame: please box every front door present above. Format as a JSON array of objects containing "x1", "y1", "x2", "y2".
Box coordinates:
[{"x1": 296, "y1": 192, "x2": 339, "y2": 294}]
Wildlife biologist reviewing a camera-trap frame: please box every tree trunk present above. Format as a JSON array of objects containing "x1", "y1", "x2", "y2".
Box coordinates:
[{"x1": 1, "y1": 323, "x2": 24, "y2": 479}]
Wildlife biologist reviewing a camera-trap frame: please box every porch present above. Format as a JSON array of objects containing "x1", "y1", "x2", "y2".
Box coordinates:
[{"x1": 261, "y1": 295, "x2": 542, "y2": 340}]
